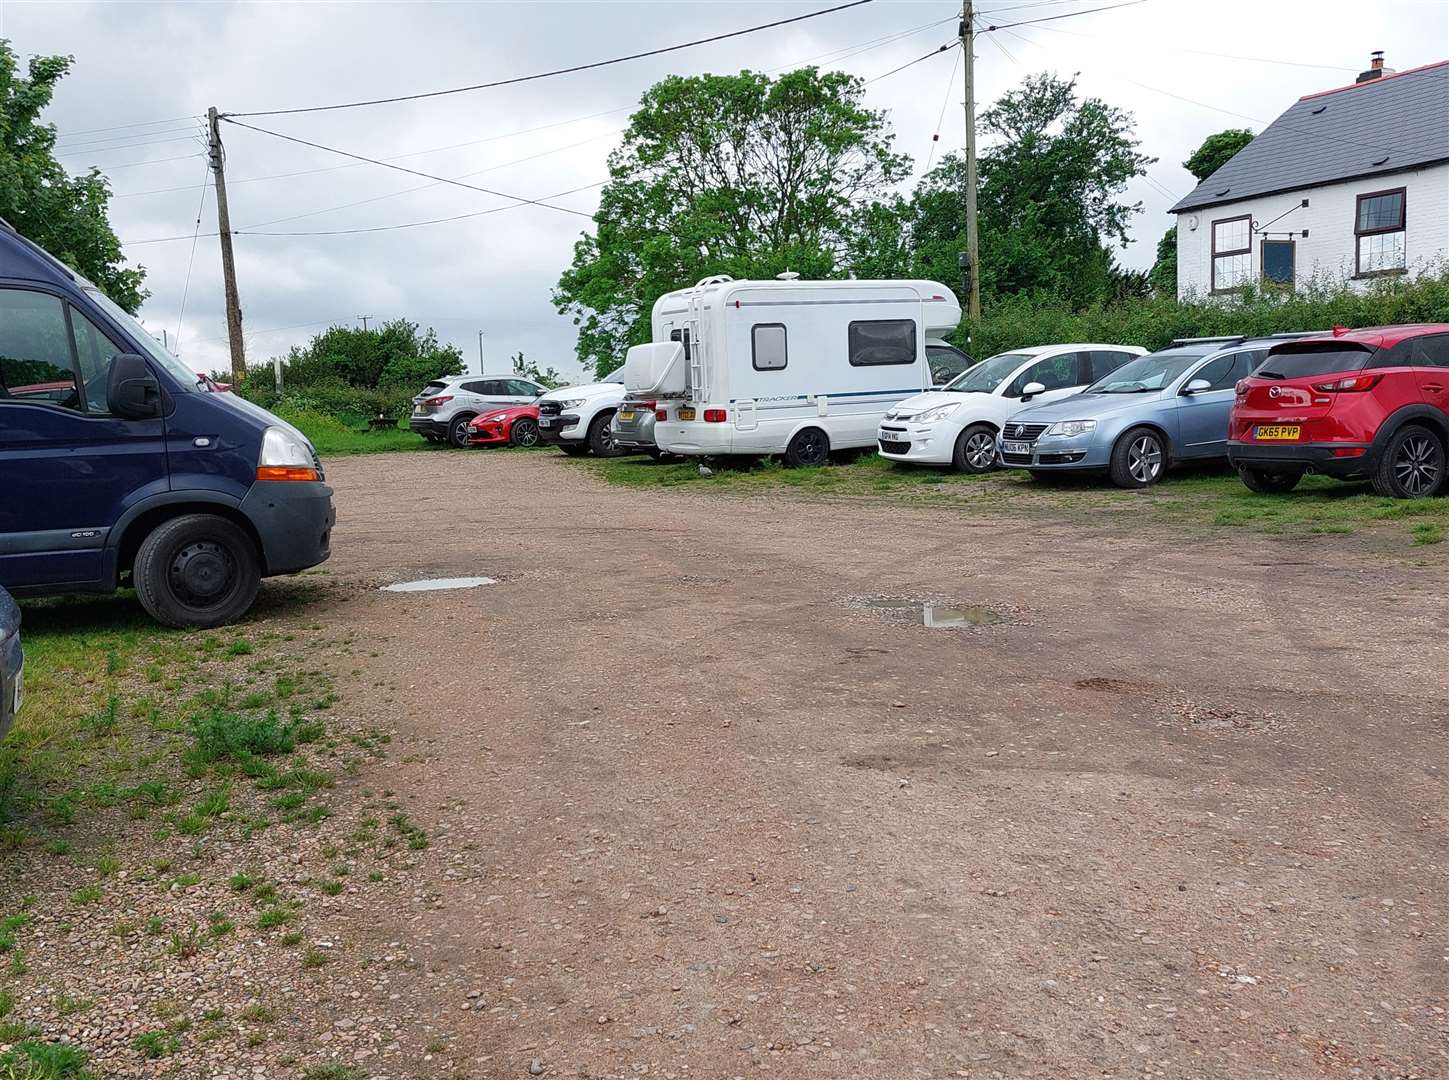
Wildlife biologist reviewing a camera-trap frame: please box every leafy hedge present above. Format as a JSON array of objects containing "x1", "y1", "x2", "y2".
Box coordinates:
[{"x1": 962, "y1": 268, "x2": 1449, "y2": 359}]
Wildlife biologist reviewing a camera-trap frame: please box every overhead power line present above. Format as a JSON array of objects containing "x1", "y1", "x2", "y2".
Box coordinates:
[
  {"x1": 225, "y1": 0, "x2": 876, "y2": 118},
  {"x1": 977, "y1": 0, "x2": 1150, "y2": 33},
  {"x1": 865, "y1": 42, "x2": 958, "y2": 85},
  {"x1": 220, "y1": 118, "x2": 596, "y2": 218},
  {"x1": 51, "y1": 114, "x2": 203, "y2": 142}
]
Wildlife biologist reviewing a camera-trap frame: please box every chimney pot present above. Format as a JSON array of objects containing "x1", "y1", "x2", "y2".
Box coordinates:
[{"x1": 1355, "y1": 51, "x2": 1394, "y2": 84}]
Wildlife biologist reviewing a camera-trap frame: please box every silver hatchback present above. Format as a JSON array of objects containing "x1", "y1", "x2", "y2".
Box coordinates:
[{"x1": 611, "y1": 397, "x2": 662, "y2": 457}]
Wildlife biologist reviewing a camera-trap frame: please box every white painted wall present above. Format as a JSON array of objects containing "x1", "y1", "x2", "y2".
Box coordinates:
[{"x1": 1175, "y1": 162, "x2": 1449, "y2": 298}]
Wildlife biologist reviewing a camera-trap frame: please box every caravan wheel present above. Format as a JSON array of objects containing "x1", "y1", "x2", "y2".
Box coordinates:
[{"x1": 784, "y1": 427, "x2": 830, "y2": 468}]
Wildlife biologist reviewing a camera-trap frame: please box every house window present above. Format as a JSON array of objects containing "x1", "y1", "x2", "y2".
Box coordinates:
[
  {"x1": 1355, "y1": 188, "x2": 1406, "y2": 276},
  {"x1": 751, "y1": 324, "x2": 787, "y2": 371},
  {"x1": 847, "y1": 319, "x2": 917, "y2": 367},
  {"x1": 1261, "y1": 240, "x2": 1295, "y2": 288},
  {"x1": 1211, "y1": 215, "x2": 1253, "y2": 292}
]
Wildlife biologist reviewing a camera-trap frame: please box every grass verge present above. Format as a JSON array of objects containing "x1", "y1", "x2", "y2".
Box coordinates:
[{"x1": 583, "y1": 450, "x2": 1449, "y2": 545}]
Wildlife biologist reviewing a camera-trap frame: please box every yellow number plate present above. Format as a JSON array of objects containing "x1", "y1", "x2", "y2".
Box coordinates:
[
  {"x1": 1254, "y1": 425, "x2": 1301, "y2": 441},
  {"x1": 618, "y1": 410, "x2": 635, "y2": 421},
  {"x1": 678, "y1": 407, "x2": 696, "y2": 421}
]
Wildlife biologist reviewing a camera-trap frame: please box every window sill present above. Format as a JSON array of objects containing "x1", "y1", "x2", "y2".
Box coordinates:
[{"x1": 1353, "y1": 268, "x2": 1408, "y2": 280}]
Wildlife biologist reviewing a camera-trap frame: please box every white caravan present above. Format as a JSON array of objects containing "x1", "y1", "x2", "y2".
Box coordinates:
[
  {"x1": 876, "y1": 343, "x2": 1147, "y2": 472},
  {"x1": 625, "y1": 275, "x2": 962, "y2": 466}
]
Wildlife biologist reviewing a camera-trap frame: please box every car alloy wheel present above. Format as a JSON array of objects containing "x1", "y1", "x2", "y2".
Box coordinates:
[
  {"x1": 512, "y1": 419, "x2": 540, "y2": 448},
  {"x1": 964, "y1": 430, "x2": 995, "y2": 470},
  {"x1": 1393, "y1": 431, "x2": 1442, "y2": 496},
  {"x1": 1128, "y1": 434, "x2": 1163, "y2": 485}
]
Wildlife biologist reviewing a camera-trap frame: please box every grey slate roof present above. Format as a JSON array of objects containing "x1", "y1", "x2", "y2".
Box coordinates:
[{"x1": 1170, "y1": 61, "x2": 1449, "y2": 214}]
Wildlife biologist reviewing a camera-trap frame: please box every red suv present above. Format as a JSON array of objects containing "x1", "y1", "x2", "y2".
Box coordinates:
[{"x1": 1228, "y1": 324, "x2": 1449, "y2": 498}]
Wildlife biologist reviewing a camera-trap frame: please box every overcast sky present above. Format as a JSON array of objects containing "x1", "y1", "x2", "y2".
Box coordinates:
[{"x1": 6, "y1": 0, "x2": 1445, "y2": 380}]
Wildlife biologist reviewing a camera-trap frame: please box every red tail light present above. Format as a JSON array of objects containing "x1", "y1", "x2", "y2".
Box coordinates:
[
  {"x1": 703, "y1": 409, "x2": 727, "y2": 423},
  {"x1": 630, "y1": 400, "x2": 656, "y2": 411},
  {"x1": 1312, "y1": 374, "x2": 1382, "y2": 393},
  {"x1": 1235, "y1": 378, "x2": 1250, "y2": 397},
  {"x1": 421, "y1": 394, "x2": 453, "y2": 406},
  {"x1": 655, "y1": 409, "x2": 667, "y2": 422}
]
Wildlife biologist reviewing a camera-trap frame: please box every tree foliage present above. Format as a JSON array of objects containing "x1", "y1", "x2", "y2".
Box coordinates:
[
  {"x1": 554, "y1": 68, "x2": 908, "y2": 373},
  {"x1": 0, "y1": 44, "x2": 145, "y2": 312},
  {"x1": 1183, "y1": 128, "x2": 1254, "y2": 181},
  {"x1": 271, "y1": 320, "x2": 463, "y2": 391},
  {"x1": 511, "y1": 351, "x2": 564, "y2": 389},
  {"x1": 894, "y1": 74, "x2": 1154, "y2": 306}
]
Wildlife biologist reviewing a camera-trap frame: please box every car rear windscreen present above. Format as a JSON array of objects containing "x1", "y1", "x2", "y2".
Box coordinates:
[{"x1": 1255, "y1": 343, "x2": 1377, "y2": 379}]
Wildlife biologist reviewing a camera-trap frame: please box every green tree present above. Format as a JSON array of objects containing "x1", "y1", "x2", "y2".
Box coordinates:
[
  {"x1": 1149, "y1": 129, "x2": 1255, "y2": 291},
  {"x1": 878, "y1": 74, "x2": 1153, "y2": 309},
  {"x1": 1183, "y1": 128, "x2": 1254, "y2": 181},
  {"x1": 272, "y1": 320, "x2": 463, "y2": 391},
  {"x1": 0, "y1": 44, "x2": 145, "y2": 311},
  {"x1": 511, "y1": 351, "x2": 564, "y2": 390},
  {"x1": 555, "y1": 68, "x2": 910, "y2": 373}
]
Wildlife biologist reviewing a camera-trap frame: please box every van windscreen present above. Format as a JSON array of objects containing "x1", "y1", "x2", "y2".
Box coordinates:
[{"x1": 1256, "y1": 343, "x2": 1377, "y2": 380}]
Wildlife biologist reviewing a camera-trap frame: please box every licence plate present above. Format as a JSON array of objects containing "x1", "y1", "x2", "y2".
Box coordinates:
[
  {"x1": 1254, "y1": 425, "x2": 1301, "y2": 441},
  {"x1": 678, "y1": 407, "x2": 696, "y2": 421},
  {"x1": 1002, "y1": 440, "x2": 1032, "y2": 455},
  {"x1": 539, "y1": 416, "x2": 552, "y2": 427},
  {"x1": 618, "y1": 410, "x2": 636, "y2": 422}
]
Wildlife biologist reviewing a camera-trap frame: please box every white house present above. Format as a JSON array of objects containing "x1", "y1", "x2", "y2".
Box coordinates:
[{"x1": 1172, "y1": 54, "x2": 1449, "y2": 298}]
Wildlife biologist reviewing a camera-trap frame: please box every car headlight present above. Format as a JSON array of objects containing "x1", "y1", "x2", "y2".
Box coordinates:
[
  {"x1": 914, "y1": 402, "x2": 962, "y2": 424},
  {"x1": 257, "y1": 426, "x2": 319, "y2": 480},
  {"x1": 486, "y1": 413, "x2": 506, "y2": 423},
  {"x1": 1045, "y1": 420, "x2": 1097, "y2": 438},
  {"x1": 559, "y1": 398, "x2": 585, "y2": 409}
]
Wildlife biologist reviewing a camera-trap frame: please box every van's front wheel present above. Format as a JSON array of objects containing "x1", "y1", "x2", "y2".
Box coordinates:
[
  {"x1": 784, "y1": 427, "x2": 829, "y2": 468},
  {"x1": 134, "y1": 514, "x2": 261, "y2": 629}
]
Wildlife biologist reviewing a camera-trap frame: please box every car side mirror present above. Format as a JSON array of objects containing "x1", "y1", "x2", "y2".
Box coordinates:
[
  {"x1": 1020, "y1": 381, "x2": 1047, "y2": 400},
  {"x1": 1182, "y1": 378, "x2": 1212, "y2": 395},
  {"x1": 106, "y1": 353, "x2": 161, "y2": 419}
]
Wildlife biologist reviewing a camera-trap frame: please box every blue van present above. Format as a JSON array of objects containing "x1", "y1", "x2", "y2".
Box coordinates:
[{"x1": 0, "y1": 220, "x2": 334, "y2": 628}]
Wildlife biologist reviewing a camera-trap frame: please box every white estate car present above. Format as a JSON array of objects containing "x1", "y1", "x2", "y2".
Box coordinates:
[
  {"x1": 876, "y1": 343, "x2": 1146, "y2": 472},
  {"x1": 535, "y1": 374, "x2": 627, "y2": 456}
]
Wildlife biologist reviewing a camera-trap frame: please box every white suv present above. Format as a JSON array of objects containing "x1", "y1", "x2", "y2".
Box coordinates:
[
  {"x1": 536, "y1": 374, "x2": 627, "y2": 456},
  {"x1": 410, "y1": 374, "x2": 548, "y2": 448},
  {"x1": 877, "y1": 343, "x2": 1146, "y2": 472}
]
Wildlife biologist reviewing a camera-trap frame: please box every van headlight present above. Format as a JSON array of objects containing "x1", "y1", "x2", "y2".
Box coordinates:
[
  {"x1": 1045, "y1": 420, "x2": 1096, "y2": 438},
  {"x1": 914, "y1": 402, "x2": 961, "y2": 424},
  {"x1": 257, "y1": 426, "x2": 319, "y2": 481}
]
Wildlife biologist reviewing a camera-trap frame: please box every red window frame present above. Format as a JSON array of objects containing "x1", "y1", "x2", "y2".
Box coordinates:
[
  {"x1": 1354, "y1": 187, "x2": 1407, "y2": 277},
  {"x1": 1210, "y1": 214, "x2": 1253, "y2": 293}
]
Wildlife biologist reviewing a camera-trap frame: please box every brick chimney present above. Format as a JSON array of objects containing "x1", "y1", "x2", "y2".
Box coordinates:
[{"x1": 1356, "y1": 50, "x2": 1396, "y2": 83}]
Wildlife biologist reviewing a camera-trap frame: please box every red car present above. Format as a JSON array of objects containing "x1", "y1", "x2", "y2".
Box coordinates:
[
  {"x1": 1228, "y1": 323, "x2": 1449, "y2": 498},
  {"x1": 467, "y1": 403, "x2": 541, "y2": 448}
]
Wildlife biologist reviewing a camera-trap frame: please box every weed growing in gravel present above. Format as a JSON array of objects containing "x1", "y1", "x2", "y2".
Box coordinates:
[
  {"x1": 188, "y1": 709, "x2": 301, "y2": 765},
  {"x1": 238, "y1": 1003, "x2": 275, "y2": 1024},
  {"x1": 279, "y1": 929, "x2": 304, "y2": 947},
  {"x1": 225, "y1": 640, "x2": 254, "y2": 658},
  {"x1": 68, "y1": 886, "x2": 100, "y2": 906},
  {"x1": 256, "y1": 905, "x2": 296, "y2": 930},
  {"x1": 302, "y1": 1064, "x2": 362, "y2": 1080},
  {"x1": 131, "y1": 1030, "x2": 178, "y2": 1059},
  {"x1": 0, "y1": 1040, "x2": 96, "y2": 1078},
  {"x1": 301, "y1": 946, "x2": 331, "y2": 969},
  {"x1": 228, "y1": 871, "x2": 257, "y2": 892}
]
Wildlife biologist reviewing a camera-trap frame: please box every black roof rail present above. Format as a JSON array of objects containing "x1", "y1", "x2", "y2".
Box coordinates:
[{"x1": 1263, "y1": 330, "x2": 1327, "y2": 339}]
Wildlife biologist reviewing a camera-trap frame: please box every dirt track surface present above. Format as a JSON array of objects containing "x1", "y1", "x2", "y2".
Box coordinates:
[{"x1": 313, "y1": 450, "x2": 1448, "y2": 1079}]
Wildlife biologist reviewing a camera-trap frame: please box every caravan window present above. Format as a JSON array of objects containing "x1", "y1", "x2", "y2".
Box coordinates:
[
  {"x1": 752, "y1": 324, "x2": 787, "y2": 371},
  {"x1": 848, "y1": 320, "x2": 917, "y2": 367}
]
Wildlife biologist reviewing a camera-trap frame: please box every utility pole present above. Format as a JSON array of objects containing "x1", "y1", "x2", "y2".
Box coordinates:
[
  {"x1": 359, "y1": 315, "x2": 374, "y2": 331},
  {"x1": 960, "y1": 2, "x2": 981, "y2": 322},
  {"x1": 477, "y1": 330, "x2": 486, "y2": 375},
  {"x1": 207, "y1": 107, "x2": 246, "y2": 384}
]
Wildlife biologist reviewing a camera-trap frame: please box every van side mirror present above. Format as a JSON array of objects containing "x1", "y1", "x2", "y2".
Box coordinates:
[
  {"x1": 106, "y1": 353, "x2": 161, "y2": 419},
  {"x1": 1182, "y1": 378, "x2": 1212, "y2": 395},
  {"x1": 1020, "y1": 381, "x2": 1047, "y2": 400}
]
